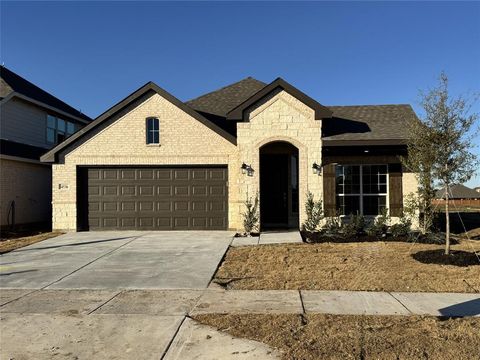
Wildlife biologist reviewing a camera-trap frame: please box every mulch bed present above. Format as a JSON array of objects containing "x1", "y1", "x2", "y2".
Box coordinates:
[
  {"x1": 412, "y1": 249, "x2": 480, "y2": 267},
  {"x1": 300, "y1": 231, "x2": 459, "y2": 245}
]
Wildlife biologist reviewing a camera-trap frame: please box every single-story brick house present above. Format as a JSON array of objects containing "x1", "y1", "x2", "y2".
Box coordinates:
[{"x1": 41, "y1": 77, "x2": 418, "y2": 231}]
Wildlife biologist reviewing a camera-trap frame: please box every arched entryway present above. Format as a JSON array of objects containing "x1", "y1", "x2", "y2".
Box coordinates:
[{"x1": 259, "y1": 141, "x2": 299, "y2": 230}]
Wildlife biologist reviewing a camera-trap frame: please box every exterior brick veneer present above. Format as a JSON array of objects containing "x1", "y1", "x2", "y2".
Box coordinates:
[{"x1": 51, "y1": 91, "x2": 418, "y2": 231}]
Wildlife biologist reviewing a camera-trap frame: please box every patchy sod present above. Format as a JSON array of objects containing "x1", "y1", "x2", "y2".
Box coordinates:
[
  {"x1": 194, "y1": 314, "x2": 480, "y2": 360},
  {"x1": 213, "y1": 241, "x2": 480, "y2": 292}
]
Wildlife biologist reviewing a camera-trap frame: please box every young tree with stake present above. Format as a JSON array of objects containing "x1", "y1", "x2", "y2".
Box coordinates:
[{"x1": 417, "y1": 72, "x2": 478, "y2": 254}]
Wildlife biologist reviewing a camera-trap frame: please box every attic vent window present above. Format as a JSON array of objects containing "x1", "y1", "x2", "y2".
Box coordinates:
[{"x1": 146, "y1": 117, "x2": 160, "y2": 145}]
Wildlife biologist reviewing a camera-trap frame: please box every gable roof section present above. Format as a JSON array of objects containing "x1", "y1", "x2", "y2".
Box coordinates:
[
  {"x1": 41, "y1": 81, "x2": 237, "y2": 163},
  {"x1": 0, "y1": 66, "x2": 91, "y2": 122},
  {"x1": 226, "y1": 77, "x2": 333, "y2": 121},
  {"x1": 186, "y1": 77, "x2": 267, "y2": 117},
  {"x1": 435, "y1": 184, "x2": 480, "y2": 200},
  {"x1": 321, "y1": 104, "x2": 416, "y2": 146}
]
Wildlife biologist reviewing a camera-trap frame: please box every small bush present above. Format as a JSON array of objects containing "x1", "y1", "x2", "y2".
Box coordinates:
[
  {"x1": 390, "y1": 216, "x2": 412, "y2": 237},
  {"x1": 366, "y1": 208, "x2": 390, "y2": 237},
  {"x1": 302, "y1": 192, "x2": 323, "y2": 232},
  {"x1": 322, "y1": 215, "x2": 342, "y2": 235},
  {"x1": 342, "y1": 213, "x2": 366, "y2": 238},
  {"x1": 242, "y1": 192, "x2": 259, "y2": 236}
]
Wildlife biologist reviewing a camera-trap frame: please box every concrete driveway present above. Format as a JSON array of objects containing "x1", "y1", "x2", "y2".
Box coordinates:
[{"x1": 0, "y1": 231, "x2": 233, "y2": 289}]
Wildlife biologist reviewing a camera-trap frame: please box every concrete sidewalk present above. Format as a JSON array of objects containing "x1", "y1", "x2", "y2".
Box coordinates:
[
  {"x1": 1, "y1": 288, "x2": 478, "y2": 359},
  {"x1": 2, "y1": 288, "x2": 479, "y2": 317}
]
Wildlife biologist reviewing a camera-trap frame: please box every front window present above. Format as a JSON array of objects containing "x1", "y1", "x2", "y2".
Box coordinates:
[
  {"x1": 336, "y1": 164, "x2": 387, "y2": 216},
  {"x1": 146, "y1": 117, "x2": 160, "y2": 144},
  {"x1": 47, "y1": 115, "x2": 76, "y2": 144}
]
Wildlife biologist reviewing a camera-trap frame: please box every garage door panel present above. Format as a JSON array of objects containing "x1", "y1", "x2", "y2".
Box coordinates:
[
  {"x1": 174, "y1": 186, "x2": 189, "y2": 196},
  {"x1": 85, "y1": 167, "x2": 227, "y2": 230},
  {"x1": 174, "y1": 169, "x2": 190, "y2": 180},
  {"x1": 121, "y1": 218, "x2": 136, "y2": 227}
]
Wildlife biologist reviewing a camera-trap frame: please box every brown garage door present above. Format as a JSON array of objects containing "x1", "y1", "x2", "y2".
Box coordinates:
[{"x1": 80, "y1": 167, "x2": 228, "y2": 230}]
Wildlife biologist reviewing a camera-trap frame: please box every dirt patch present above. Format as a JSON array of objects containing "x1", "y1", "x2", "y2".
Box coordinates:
[
  {"x1": 213, "y1": 241, "x2": 480, "y2": 292},
  {"x1": 194, "y1": 314, "x2": 480, "y2": 360},
  {"x1": 0, "y1": 232, "x2": 63, "y2": 254}
]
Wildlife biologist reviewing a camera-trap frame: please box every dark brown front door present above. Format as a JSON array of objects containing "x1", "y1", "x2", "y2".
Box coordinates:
[
  {"x1": 79, "y1": 166, "x2": 228, "y2": 230},
  {"x1": 260, "y1": 154, "x2": 289, "y2": 228}
]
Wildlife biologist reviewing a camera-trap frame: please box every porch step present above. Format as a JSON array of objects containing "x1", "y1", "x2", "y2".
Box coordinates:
[{"x1": 259, "y1": 230, "x2": 303, "y2": 245}]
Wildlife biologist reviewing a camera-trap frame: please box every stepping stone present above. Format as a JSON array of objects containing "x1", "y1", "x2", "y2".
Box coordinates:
[
  {"x1": 259, "y1": 231, "x2": 302, "y2": 245},
  {"x1": 164, "y1": 317, "x2": 281, "y2": 359}
]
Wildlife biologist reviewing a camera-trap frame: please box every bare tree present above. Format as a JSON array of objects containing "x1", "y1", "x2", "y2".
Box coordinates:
[{"x1": 419, "y1": 72, "x2": 478, "y2": 254}]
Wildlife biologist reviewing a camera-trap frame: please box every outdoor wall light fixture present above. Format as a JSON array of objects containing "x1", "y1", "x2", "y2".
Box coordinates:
[
  {"x1": 312, "y1": 162, "x2": 322, "y2": 175},
  {"x1": 241, "y1": 163, "x2": 254, "y2": 176}
]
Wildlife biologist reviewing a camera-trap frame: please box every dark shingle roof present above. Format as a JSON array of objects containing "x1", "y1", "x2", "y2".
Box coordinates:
[
  {"x1": 186, "y1": 78, "x2": 414, "y2": 143},
  {"x1": 0, "y1": 139, "x2": 49, "y2": 161},
  {"x1": 322, "y1": 105, "x2": 416, "y2": 143},
  {"x1": 435, "y1": 184, "x2": 480, "y2": 200},
  {"x1": 0, "y1": 66, "x2": 91, "y2": 122},
  {"x1": 186, "y1": 77, "x2": 266, "y2": 117}
]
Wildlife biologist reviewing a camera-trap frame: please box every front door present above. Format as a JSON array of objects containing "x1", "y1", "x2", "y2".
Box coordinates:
[{"x1": 260, "y1": 154, "x2": 289, "y2": 229}]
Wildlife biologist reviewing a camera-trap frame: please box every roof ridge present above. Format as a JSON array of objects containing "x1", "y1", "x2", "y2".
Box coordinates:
[
  {"x1": 328, "y1": 104, "x2": 412, "y2": 108},
  {"x1": 186, "y1": 76, "x2": 265, "y2": 104}
]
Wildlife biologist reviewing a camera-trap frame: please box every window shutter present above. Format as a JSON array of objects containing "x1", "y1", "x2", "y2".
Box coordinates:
[
  {"x1": 388, "y1": 163, "x2": 403, "y2": 217},
  {"x1": 323, "y1": 164, "x2": 336, "y2": 216}
]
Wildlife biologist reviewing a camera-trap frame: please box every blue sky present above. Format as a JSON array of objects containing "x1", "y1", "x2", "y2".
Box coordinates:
[{"x1": 1, "y1": 1, "x2": 479, "y2": 186}]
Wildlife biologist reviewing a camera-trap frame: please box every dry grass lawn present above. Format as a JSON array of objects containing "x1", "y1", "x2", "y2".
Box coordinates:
[
  {"x1": 0, "y1": 232, "x2": 63, "y2": 254},
  {"x1": 194, "y1": 314, "x2": 480, "y2": 360},
  {"x1": 214, "y1": 241, "x2": 480, "y2": 292}
]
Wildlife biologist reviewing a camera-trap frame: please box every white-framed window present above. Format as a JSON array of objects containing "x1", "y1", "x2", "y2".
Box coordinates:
[
  {"x1": 146, "y1": 117, "x2": 160, "y2": 144},
  {"x1": 336, "y1": 164, "x2": 388, "y2": 216},
  {"x1": 47, "y1": 115, "x2": 76, "y2": 144}
]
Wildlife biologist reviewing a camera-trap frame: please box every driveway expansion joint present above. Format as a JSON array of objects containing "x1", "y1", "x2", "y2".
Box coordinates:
[
  {"x1": 43, "y1": 234, "x2": 143, "y2": 289},
  {"x1": 87, "y1": 290, "x2": 124, "y2": 315}
]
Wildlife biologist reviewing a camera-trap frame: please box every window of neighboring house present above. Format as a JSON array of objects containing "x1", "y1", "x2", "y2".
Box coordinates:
[
  {"x1": 146, "y1": 117, "x2": 160, "y2": 144},
  {"x1": 47, "y1": 115, "x2": 76, "y2": 144},
  {"x1": 336, "y1": 164, "x2": 388, "y2": 216}
]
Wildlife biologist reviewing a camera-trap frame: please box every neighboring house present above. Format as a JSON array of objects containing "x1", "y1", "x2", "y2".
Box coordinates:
[
  {"x1": 0, "y1": 66, "x2": 91, "y2": 228},
  {"x1": 41, "y1": 77, "x2": 418, "y2": 231},
  {"x1": 433, "y1": 184, "x2": 480, "y2": 208}
]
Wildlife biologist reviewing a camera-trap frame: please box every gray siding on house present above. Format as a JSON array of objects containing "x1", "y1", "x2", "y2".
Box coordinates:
[{"x1": 0, "y1": 97, "x2": 51, "y2": 149}]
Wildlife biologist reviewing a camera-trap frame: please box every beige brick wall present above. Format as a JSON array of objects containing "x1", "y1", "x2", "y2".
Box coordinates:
[
  {"x1": 1, "y1": 158, "x2": 51, "y2": 226},
  {"x1": 401, "y1": 170, "x2": 419, "y2": 227},
  {"x1": 52, "y1": 93, "x2": 237, "y2": 230},
  {"x1": 235, "y1": 90, "x2": 322, "y2": 227}
]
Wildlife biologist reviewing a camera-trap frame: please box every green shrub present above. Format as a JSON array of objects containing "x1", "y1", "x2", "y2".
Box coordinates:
[
  {"x1": 390, "y1": 215, "x2": 412, "y2": 237},
  {"x1": 366, "y1": 208, "x2": 390, "y2": 237},
  {"x1": 242, "y1": 192, "x2": 259, "y2": 236},
  {"x1": 302, "y1": 192, "x2": 323, "y2": 232},
  {"x1": 322, "y1": 215, "x2": 342, "y2": 235},
  {"x1": 342, "y1": 213, "x2": 366, "y2": 238}
]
